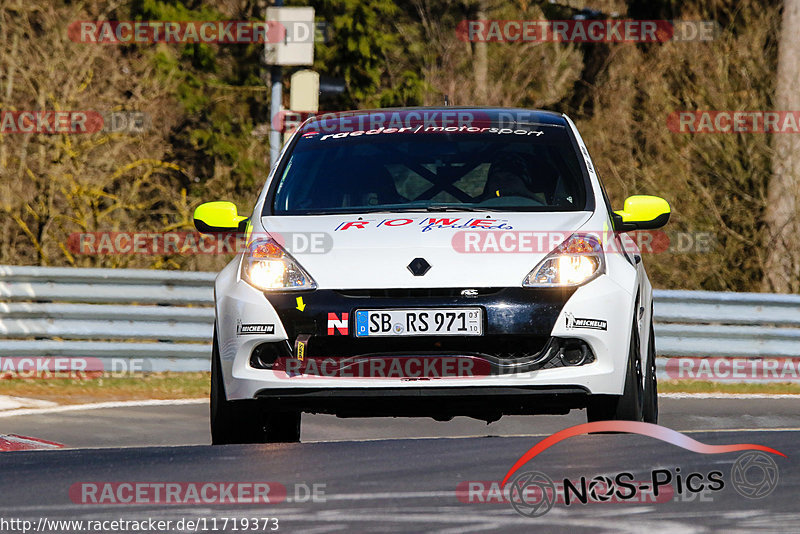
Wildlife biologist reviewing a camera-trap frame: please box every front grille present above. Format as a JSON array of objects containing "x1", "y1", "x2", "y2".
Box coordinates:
[
  {"x1": 306, "y1": 334, "x2": 550, "y2": 360},
  {"x1": 265, "y1": 336, "x2": 595, "y2": 376},
  {"x1": 334, "y1": 288, "x2": 502, "y2": 299}
]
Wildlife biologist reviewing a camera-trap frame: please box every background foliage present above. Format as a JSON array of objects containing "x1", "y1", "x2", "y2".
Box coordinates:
[{"x1": 0, "y1": 0, "x2": 783, "y2": 290}]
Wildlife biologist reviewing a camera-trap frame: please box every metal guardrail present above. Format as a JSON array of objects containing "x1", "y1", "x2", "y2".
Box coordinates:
[
  {"x1": 653, "y1": 289, "x2": 800, "y2": 358},
  {"x1": 0, "y1": 265, "x2": 215, "y2": 304},
  {"x1": 1, "y1": 265, "x2": 799, "y2": 373},
  {"x1": 0, "y1": 266, "x2": 215, "y2": 371}
]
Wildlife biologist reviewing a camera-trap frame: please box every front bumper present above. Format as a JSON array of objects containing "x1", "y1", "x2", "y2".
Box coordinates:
[
  {"x1": 255, "y1": 286, "x2": 587, "y2": 373},
  {"x1": 214, "y1": 260, "x2": 636, "y2": 403}
]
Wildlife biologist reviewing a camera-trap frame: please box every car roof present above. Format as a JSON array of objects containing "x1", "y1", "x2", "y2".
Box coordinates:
[{"x1": 302, "y1": 107, "x2": 569, "y2": 129}]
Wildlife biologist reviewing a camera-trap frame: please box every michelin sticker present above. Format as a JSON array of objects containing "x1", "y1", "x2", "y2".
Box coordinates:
[
  {"x1": 237, "y1": 323, "x2": 275, "y2": 335},
  {"x1": 565, "y1": 313, "x2": 607, "y2": 331}
]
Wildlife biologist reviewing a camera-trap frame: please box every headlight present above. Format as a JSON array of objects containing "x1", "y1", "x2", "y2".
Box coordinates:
[
  {"x1": 241, "y1": 238, "x2": 317, "y2": 291},
  {"x1": 522, "y1": 233, "x2": 604, "y2": 287}
]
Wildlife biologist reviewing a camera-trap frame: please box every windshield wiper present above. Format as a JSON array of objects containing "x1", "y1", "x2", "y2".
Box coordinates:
[
  {"x1": 424, "y1": 205, "x2": 495, "y2": 212},
  {"x1": 385, "y1": 205, "x2": 501, "y2": 213}
]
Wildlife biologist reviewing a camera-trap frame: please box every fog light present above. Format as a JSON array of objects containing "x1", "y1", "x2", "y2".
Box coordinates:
[
  {"x1": 250, "y1": 341, "x2": 292, "y2": 369},
  {"x1": 559, "y1": 339, "x2": 592, "y2": 366}
]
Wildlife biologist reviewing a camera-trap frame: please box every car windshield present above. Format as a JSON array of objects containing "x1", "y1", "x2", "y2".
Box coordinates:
[{"x1": 270, "y1": 121, "x2": 589, "y2": 215}]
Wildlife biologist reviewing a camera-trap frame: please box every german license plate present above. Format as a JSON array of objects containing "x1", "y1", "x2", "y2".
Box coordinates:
[{"x1": 354, "y1": 308, "x2": 483, "y2": 337}]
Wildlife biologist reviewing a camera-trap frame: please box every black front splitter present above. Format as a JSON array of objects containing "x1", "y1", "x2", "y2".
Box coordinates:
[{"x1": 254, "y1": 385, "x2": 590, "y2": 421}]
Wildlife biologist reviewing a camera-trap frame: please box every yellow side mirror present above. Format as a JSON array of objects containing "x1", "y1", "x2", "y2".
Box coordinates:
[
  {"x1": 193, "y1": 201, "x2": 248, "y2": 233},
  {"x1": 613, "y1": 195, "x2": 670, "y2": 231}
]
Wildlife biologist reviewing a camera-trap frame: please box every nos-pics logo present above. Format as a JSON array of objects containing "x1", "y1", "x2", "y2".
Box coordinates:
[{"x1": 502, "y1": 421, "x2": 783, "y2": 518}]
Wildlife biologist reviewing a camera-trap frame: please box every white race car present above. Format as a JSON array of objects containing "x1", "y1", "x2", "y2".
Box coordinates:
[{"x1": 194, "y1": 108, "x2": 670, "y2": 444}]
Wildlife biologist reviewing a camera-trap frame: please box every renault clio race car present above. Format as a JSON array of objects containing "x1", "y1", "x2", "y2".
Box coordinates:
[{"x1": 194, "y1": 108, "x2": 670, "y2": 444}]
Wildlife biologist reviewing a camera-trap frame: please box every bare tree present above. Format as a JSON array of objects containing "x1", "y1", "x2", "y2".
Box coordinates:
[
  {"x1": 473, "y1": 0, "x2": 488, "y2": 103},
  {"x1": 764, "y1": 0, "x2": 800, "y2": 293}
]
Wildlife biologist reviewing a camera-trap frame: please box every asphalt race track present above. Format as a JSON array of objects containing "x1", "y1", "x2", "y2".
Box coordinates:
[{"x1": 0, "y1": 396, "x2": 798, "y2": 533}]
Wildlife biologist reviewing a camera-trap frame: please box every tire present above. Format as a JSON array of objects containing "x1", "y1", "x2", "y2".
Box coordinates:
[
  {"x1": 211, "y1": 327, "x2": 300, "y2": 444},
  {"x1": 586, "y1": 316, "x2": 644, "y2": 423},
  {"x1": 642, "y1": 316, "x2": 659, "y2": 424}
]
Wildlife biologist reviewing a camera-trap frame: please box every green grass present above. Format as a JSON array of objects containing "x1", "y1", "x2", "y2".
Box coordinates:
[
  {"x1": 659, "y1": 380, "x2": 800, "y2": 395},
  {"x1": 0, "y1": 372, "x2": 210, "y2": 404}
]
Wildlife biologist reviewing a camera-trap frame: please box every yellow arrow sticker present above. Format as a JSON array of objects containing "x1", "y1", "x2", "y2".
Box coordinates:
[{"x1": 296, "y1": 296, "x2": 306, "y2": 312}]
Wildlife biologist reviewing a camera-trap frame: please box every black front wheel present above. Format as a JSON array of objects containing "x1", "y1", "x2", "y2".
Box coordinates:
[
  {"x1": 586, "y1": 316, "x2": 645, "y2": 423},
  {"x1": 642, "y1": 317, "x2": 659, "y2": 424},
  {"x1": 211, "y1": 326, "x2": 300, "y2": 445}
]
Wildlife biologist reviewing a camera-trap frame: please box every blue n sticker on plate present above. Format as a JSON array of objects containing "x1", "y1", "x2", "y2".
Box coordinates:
[{"x1": 356, "y1": 310, "x2": 369, "y2": 336}]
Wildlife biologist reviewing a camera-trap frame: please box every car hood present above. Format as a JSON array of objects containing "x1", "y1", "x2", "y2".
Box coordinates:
[{"x1": 260, "y1": 211, "x2": 593, "y2": 289}]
